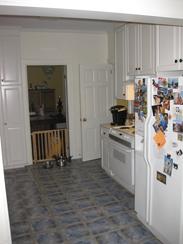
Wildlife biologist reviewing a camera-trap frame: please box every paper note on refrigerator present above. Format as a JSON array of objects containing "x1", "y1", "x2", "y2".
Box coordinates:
[{"x1": 153, "y1": 130, "x2": 166, "y2": 149}]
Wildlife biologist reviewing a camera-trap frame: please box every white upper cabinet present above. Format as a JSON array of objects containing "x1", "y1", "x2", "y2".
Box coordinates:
[
  {"x1": 115, "y1": 25, "x2": 127, "y2": 99},
  {"x1": 156, "y1": 25, "x2": 180, "y2": 71},
  {"x1": 126, "y1": 24, "x2": 138, "y2": 76},
  {"x1": 139, "y1": 24, "x2": 156, "y2": 75},
  {"x1": 126, "y1": 24, "x2": 156, "y2": 76},
  {"x1": 0, "y1": 34, "x2": 21, "y2": 85},
  {"x1": 156, "y1": 25, "x2": 183, "y2": 71}
]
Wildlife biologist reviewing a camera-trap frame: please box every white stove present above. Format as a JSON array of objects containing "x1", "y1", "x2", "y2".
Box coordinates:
[{"x1": 109, "y1": 126, "x2": 135, "y2": 149}]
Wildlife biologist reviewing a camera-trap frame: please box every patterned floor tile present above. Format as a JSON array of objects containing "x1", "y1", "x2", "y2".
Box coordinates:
[
  {"x1": 120, "y1": 224, "x2": 154, "y2": 242},
  {"x1": 28, "y1": 205, "x2": 49, "y2": 219},
  {"x1": 55, "y1": 211, "x2": 82, "y2": 226},
  {"x1": 72, "y1": 197, "x2": 95, "y2": 209},
  {"x1": 51, "y1": 201, "x2": 73, "y2": 214},
  {"x1": 11, "y1": 222, "x2": 31, "y2": 237},
  {"x1": 87, "y1": 217, "x2": 113, "y2": 235},
  {"x1": 36, "y1": 231, "x2": 64, "y2": 244},
  {"x1": 103, "y1": 201, "x2": 127, "y2": 214},
  {"x1": 5, "y1": 159, "x2": 162, "y2": 244},
  {"x1": 108, "y1": 212, "x2": 138, "y2": 226},
  {"x1": 64, "y1": 223, "x2": 90, "y2": 241},
  {"x1": 142, "y1": 239, "x2": 162, "y2": 244},
  {"x1": 31, "y1": 217, "x2": 56, "y2": 232},
  {"x1": 80, "y1": 206, "x2": 104, "y2": 221},
  {"x1": 73, "y1": 237, "x2": 97, "y2": 244},
  {"x1": 96, "y1": 231, "x2": 128, "y2": 244},
  {"x1": 12, "y1": 234, "x2": 33, "y2": 244},
  {"x1": 94, "y1": 193, "x2": 117, "y2": 205}
]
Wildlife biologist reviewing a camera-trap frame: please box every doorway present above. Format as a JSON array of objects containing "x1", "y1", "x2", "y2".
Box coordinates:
[{"x1": 27, "y1": 65, "x2": 70, "y2": 163}]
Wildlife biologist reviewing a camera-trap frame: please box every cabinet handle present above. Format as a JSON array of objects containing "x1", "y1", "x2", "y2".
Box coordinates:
[
  {"x1": 175, "y1": 59, "x2": 178, "y2": 63},
  {"x1": 4, "y1": 123, "x2": 7, "y2": 126},
  {"x1": 180, "y1": 59, "x2": 183, "y2": 63},
  {"x1": 103, "y1": 132, "x2": 106, "y2": 135},
  {"x1": 138, "y1": 67, "x2": 141, "y2": 70},
  {"x1": 135, "y1": 68, "x2": 138, "y2": 70}
]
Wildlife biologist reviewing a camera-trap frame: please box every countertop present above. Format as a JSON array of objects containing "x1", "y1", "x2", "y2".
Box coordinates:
[{"x1": 101, "y1": 123, "x2": 135, "y2": 137}]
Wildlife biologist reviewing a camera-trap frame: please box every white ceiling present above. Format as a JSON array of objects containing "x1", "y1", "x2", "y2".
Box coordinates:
[{"x1": 0, "y1": 0, "x2": 183, "y2": 28}]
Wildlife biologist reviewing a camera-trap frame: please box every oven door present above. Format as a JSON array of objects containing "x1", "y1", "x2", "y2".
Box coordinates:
[{"x1": 109, "y1": 138, "x2": 134, "y2": 194}]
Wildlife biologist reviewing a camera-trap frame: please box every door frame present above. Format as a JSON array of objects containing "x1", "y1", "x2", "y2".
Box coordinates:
[{"x1": 22, "y1": 59, "x2": 72, "y2": 165}]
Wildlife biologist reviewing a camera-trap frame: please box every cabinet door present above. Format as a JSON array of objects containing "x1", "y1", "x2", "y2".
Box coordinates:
[
  {"x1": 126, "y1": 24, "x2": 138, "y2": 76},
  {"x1": 179, "y1": 27, "x2": 183, "y2": 69},
  {"x1": 115, "y1": 26, "x2": 127, "y2": 99},
  {"x1": 1, "y1": 36, "x2": 21, "y2": 85},
  {"x1": 138, "y1": 24, "x2": 156, "y2": 75},
  {"x1": 156, "y1": 25, "x2": 179, "y2": 71},
  {"x1": 0, "y1": 86, "x2": 27, "y2": 169}
]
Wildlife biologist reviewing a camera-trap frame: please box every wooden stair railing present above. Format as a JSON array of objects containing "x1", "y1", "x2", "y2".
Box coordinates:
[{"x1": 31, "y1": 129, "x2": 69, "y2": 163}]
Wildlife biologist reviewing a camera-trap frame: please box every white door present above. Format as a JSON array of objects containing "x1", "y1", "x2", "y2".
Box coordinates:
[
  {"x1": 80, "y1": 64, "x2": 113, "y2": 161},
  {"x1": 0, "y1": 86, "x2": 27, "y2": 169},
  {"x1": 156, "y1": 25, "x2": 179, "y2": 71}
]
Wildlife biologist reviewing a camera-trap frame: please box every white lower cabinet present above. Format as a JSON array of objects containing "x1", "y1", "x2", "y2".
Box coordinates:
[{"x1": 0, "y1": 85, "x2": 27, "y2": 169}]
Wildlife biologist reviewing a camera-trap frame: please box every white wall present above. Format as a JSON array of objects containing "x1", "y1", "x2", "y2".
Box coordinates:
[
  {"x1": 21, "y1": 30, "x2": 108, "y2": 158},
  {"x1": 0, "y1": 138, "x2": 12, "y2": 244}
]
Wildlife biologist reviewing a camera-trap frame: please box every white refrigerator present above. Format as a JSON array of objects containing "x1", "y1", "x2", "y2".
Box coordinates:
[{"x1": 134, "y1": 76, "x2": 183, "y2": 244}]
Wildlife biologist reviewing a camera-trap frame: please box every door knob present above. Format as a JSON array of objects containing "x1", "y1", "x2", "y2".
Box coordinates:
[{"x1": 83, "y1": 118, "x2": 87, "y2": 122}]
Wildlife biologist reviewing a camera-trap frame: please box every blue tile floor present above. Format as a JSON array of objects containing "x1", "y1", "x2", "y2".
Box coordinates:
[{"x1": 5, "y1": 159, "x2": 162, "y2": 244}]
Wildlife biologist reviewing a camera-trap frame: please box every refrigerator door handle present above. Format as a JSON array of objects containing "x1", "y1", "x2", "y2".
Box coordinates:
[{"x1": 143, "y1": 78, "x2": 153, "y2": 225}]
